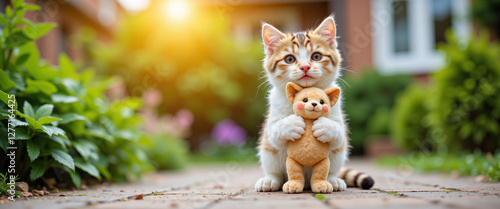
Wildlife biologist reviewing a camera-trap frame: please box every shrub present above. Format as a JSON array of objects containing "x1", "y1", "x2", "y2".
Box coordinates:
[
  {"x1": 343, "y1": 71, "x2": 411, "y2": 154},
  {"x1": 431, "y1": 30, "x2": 500, "y2": 153},
  {"x1": 390, "y1": 84, "x2": 434, "y2": 151},
  {"x1": 0, "y1": 0, "x2": 169, "y2": 187}
]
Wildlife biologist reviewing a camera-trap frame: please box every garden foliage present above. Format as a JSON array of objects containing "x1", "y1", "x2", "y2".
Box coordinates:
[
  {"x1": 79, "y1": 5, "x2": 267, "y2": 149},
  {"x1": 0, "y1": 0, "x2": 174, "y2": 187},
  {"x1": 392, "y1": 30, "x2": 500, "y2": 153},
  {"x1": 342, "y1": 71, "x2": 411, "y2": 154}
]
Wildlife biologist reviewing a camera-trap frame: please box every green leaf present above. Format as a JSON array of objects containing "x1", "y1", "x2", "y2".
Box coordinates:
[
  {"x1": 50, "y1": 149, "x2": 75, "y2": 170},
  {"x1": 74, "y1": 140, "x2": 97, "y2": 160},
  {"x1": 12, "y1": 0, "x2": 23, "y2": 10},
  {"x1": 34, "y1": 104, "x2": 54, "y2": 120},
  {"x1": 23, "y1": 101, "x2": 35, "y2": 118},
  {"x1": 0, "y1": 70, "x2": 16, "y2": 91},
  {"x1": 38, "y1": 116, "x2": 62, "y2": 125},
  {"x1": 50, "y1": 136, "x2": 70, "y2": 149},
  {"x1": 33, "y1": 23, "x2": 56, "y2": 39},
  {"x1": 27, "y1": 140, "x2": 40, "y2": 161},
  {"x1": 5, "y1": 6, "x2": 13, "y2": 18},
  {"x1": 58, "y1": 54, "x2": 77, "y2": 78},
  {"x1": 51, "y1": 94, "x2": 78, "y2": 103},
  {"x1": 30, "y1": 159, "x2": 47, "y2": 181},
  {"x1": 7, "y1": 71, "x2": 26, "y2": 91},
  {"x1": 75, "y1": 158, "x2": 101, "y2": 180},
  {"x1": 25, "y1": 3, "x2": 41, "y2": 11},
  {"x1": 0, "y1": 128, "x2": 7, "y2": 152},
  {"x1": 0, "y1": 90, "x2": 17, "y2": 110},
  {"x1": 15, "y1": 53, "x2": 30, "y2": 65},
  {"x1": 17, "y1": 111, "x2": 43, "y2": 130},
  {"x1": 68, "y1": 170, "x2": 81, "y2": 189},
  {"x1": 24, "y1": 79, "x2": 57, "y2": 95},
  {"x1": 43, "y1": 125, "x2": 67, "y2": 138},
  {"x1": 5, "y1": 31, "x2": 32, "y2": 47},
  {"x1": 315, "y1": 194, "x2": 327, "y2": 201},
  {"x1": 11, "y1": 119, "x2": 28, "y2": 127},
  {"x1": 58, "y1": 113, "x2": 88, "y2": 124},
  {"x1": 15, "y1": 127, "x2": 29, "y2": 140}
]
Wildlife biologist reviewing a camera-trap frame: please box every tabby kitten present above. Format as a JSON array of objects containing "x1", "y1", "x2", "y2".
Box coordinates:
[{"x1": 255, "y1": 16, "x2": 374, "y2": 192}]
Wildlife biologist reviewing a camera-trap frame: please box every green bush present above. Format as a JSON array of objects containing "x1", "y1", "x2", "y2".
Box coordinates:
[
  {"x1": 390, "y1": 84, "x2": 434, "y2": 151},
  {"x1": 431, "y1": 30, "x2": 500, "y2": 153},
  {"x1": 343, "y1": 71, "x2": 411, "y2": 154},
  {"x1": 391, "y1": 30, "x2": 500, "y2": 153},
  {"x1": 0, "y1": 0, "x2": 168, "y2": 187}
]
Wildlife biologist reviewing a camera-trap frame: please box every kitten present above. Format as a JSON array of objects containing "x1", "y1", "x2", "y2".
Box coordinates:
[{"x1": 255, "y1": 16, "x2": 374, "y2": 192}]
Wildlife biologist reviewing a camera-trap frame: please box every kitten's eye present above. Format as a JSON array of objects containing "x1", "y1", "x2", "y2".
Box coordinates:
[
  {"x1": 303, "y1": 98, "x2": 308, "y2": 102},
  {"x1": 284, "y1": 55, "x2": 296, "y2": 64},
  {"x1": 311, "y1": 52, "x2": 322, "y2": 61},
  {"x1": 320, "y1": 100, "x2": 324, "y2": 105}
]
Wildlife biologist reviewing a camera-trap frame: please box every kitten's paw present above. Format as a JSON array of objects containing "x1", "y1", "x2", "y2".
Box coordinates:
[
  {"x1": 328, "y1": 177, "x2": 347, "y2": 191},
  {"x1": 282, "y1": 180, "x2": 304, "y2": 194},
  {"x1": 312, "y1": 117, "x2": 343, "y2": 145},
  {"x1": 280, "y1": 115, "x2": 305, "y2": 141},
  {"x1": 255, "y1": 176, "x2": 282, "y2": 192},
  {"x1": 311, "y1": 181, "x2": 333, "y2": 193}
]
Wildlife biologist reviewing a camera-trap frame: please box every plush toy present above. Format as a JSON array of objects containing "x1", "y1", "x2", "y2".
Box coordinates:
[{"x1": 283, "y1": 82, "x2": 341, "y2": 193}]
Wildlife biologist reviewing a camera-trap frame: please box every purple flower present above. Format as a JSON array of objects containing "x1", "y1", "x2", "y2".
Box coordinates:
[{"x1": 211, "y1": 119, "x2": 247, "y2": 146}]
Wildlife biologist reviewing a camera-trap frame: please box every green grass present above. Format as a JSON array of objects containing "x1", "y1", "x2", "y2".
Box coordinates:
[
  {"x1": 378, "y1": 151, "x2": 500, "y2": 182},
  {"x1": 0, "y1": 173, "x2": 21, "y2": 197}
]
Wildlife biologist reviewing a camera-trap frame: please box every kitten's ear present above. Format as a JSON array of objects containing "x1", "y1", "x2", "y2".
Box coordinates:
[
  {"x1": 262, "y1": 23, "x2": 285, "y2": 55},
  {"x1": 286, "y1": 82, "x2": 303, "y2": 104},
  {"x1": 324, "y1": 87, "x2": 341, "y2": 107},
  {"x1": 313, "y1": 16, "x2": 337, "y2": 48}
]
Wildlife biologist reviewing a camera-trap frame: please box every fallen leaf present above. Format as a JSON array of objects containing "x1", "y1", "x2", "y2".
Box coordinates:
[
  {"x1": 22, "y1": 192, "x2": 33, "y2": 197},
  {"x1": 134, "y1": 194, "x2": 144, "y2": 200},
  {"x1": 59, "y1": 194, "x2": 66, "y2": 197}
]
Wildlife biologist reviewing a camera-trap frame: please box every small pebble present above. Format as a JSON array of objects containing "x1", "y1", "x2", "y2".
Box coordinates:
[
  {"x1": 120, "y1": 190, "x2": 125, "y2": 192},
  {"x1": 59, "y1": 194, "x2": 66, "y2": 197}
]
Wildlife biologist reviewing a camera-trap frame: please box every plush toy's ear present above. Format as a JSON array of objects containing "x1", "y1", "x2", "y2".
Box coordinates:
[
  {"x1": 286, "y1": 82, "x2": 303, "y2": 104},
  {"x1": 262, "y1": 23, "x2": 286, "y2": 55},
  {"x1": 324, "y1": 87, "x2": 341, "y2": 107},
  {"x1": 313, "y1": 16, "x2": 337, "y2": 48}
]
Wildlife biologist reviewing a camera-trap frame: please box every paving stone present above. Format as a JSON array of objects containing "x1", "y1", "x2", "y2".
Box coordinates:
[{"x1": 210, "y1": 199, "x2": 331, "y2": 209}]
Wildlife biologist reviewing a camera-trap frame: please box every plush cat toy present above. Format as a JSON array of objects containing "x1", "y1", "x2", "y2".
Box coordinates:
[{"x1": 283, "y1": 82, "x2": 341, "y2": 193}]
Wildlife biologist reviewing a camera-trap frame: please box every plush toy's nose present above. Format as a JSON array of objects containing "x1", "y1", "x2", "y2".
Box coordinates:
[{"x1": 311, "y1": 102, "x2": 317, "y2": 107}]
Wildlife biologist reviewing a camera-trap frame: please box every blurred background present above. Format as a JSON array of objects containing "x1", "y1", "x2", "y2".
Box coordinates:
[{"x1": 1, "y1": 0, "x2": 499, "y2": 188}]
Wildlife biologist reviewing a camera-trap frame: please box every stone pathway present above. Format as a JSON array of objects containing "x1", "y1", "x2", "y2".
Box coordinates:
[{"x1": 2, "y1": 158, "x2": 500, "y2": 209}]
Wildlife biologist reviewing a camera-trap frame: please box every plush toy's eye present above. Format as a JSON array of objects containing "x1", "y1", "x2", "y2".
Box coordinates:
[
  {"x1": 320, "y1": 100, "x2": 324, "y2": 104},
  {"x1": 303, "y1": 98, "x2": 308, "y2": 102},
  {"x1": 284, "y1": 55, "x2": 296, "y2": 64},
  {"x1": 311, "y1": 52, "x2": 322, "y2": 61}
]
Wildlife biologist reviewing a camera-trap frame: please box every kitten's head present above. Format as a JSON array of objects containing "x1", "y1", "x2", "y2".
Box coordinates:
[{"x1": 262, "y1": 16, "x2": 342, "y2": 89}]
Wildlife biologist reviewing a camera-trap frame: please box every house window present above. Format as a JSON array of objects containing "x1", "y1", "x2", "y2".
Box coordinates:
[
  {"x1": 431, "y1": 0, "x2": 452, "y2": 48},
  {"x1": 392, "y1": 0, "x2": 409, "y2": 53},
  {"x1": 372, "y1": 0, "x2": 470, "y2": 74}
]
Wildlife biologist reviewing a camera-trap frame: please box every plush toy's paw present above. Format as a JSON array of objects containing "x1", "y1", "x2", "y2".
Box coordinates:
[
  {"x1": 328, "y1": 177, "x2": 347, "y2": 191},
  {"x1": 312, "y1": 117, "x2": 343, "y2": 145},
  {"x1": 255, "y1": 176, "x2": 282, "y2": 192},
  {"x1": 282, "y1": 180, "x2": 304, "y2": 194},
  {"x1": 311, "y1": 181, "x2": 333, "y2": 193},
  {"x1": 281, "y1": 115, "x2": 305, "y2": 141}
]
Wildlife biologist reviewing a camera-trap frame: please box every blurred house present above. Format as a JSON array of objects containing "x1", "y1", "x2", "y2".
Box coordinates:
[
  {"x1": 224, "y1": 0, "x2": 471, "y2": 76},
  {"x1": 1, "y1": 0, "x2": 125, "y2": 64}
]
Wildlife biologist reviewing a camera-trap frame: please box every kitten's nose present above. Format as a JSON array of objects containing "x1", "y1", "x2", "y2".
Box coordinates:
[
  {"x1": 311, "y1": 102, "x2": 317, "y2": 107},
  {"x1": 300, "y1": 65, "x2": 310, "y2": 73}
]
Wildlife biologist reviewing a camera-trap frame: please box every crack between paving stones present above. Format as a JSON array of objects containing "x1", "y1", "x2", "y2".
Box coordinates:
[
  {"x1": 199, "y1": 187, "x2": 249, "y2": 209},
  {"x1": 79, "y1": 182, "x2": 197, "y2": 207}
]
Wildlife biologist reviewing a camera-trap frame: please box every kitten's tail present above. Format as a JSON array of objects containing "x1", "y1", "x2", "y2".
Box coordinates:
[{"x1": 339, "y1": 167, "x2": 374, "y2": 189}]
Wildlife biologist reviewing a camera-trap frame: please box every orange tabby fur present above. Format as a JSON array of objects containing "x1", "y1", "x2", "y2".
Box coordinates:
[{"x1": 283, "y1": 82, "x2": 340, "y2": 193}]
